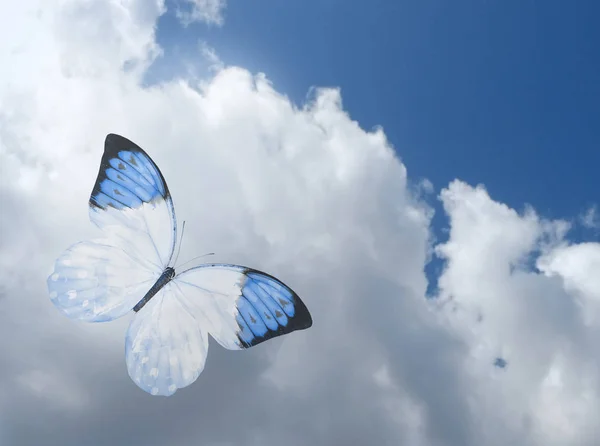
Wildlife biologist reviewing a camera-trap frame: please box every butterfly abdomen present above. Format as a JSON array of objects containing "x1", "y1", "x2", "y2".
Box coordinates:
[{"x1": 133, "y1": 267, "x2": 176, "y2": 312}]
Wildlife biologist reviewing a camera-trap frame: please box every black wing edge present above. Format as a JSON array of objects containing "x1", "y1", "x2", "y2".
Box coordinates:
[
  {"x1": 237, "y1": 267, "x2": 313, "y2": 349},
  {"x1": 89, "y1": 133, "x2": 172, "y2": 209}
]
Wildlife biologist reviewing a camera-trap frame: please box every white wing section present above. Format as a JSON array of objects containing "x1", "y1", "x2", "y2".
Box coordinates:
[
  {"x1": 173, "y1": 264, "x2": 313, "y2": 350},
  {"x1": 125, "y1": 283, "x2": 209, "y2": 396},
  {"x1": 90, "y1": 203, "x2": 174, "y2": 271},
  {"x1": 47, "y1": 240, "x2": 158, "y2": 322},
  {"x1": 172, "y1": 268, "x2": 246, "y2": 351}
]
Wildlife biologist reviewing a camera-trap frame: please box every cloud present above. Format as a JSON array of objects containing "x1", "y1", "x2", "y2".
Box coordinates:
[
  {"x1": 199, "y1": 41, "x2": 225, "y2": 72},
  {"x1": 435, "y1": 182, "x2": 600, "y2": 445},
  {"x1": 580, "y1": 205, "x2": 599, "y2": 230},
  {"x1": 1, "y1": 2, "x2": 599, "y2": 446},
  {"x1": 173, "y1": 0, "x2": 227, "y2": 26}
]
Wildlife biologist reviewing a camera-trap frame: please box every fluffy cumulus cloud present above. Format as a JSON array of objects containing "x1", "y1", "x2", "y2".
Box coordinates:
[{"x1": 1, "y1": 1, "x2": 599, "y2": 445}]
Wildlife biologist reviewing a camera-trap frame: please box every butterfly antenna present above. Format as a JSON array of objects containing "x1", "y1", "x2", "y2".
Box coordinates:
[
  {"x1": 176, "y1": 252, "x2": 215, "y2": 270},
  {"x1": 173, "y1": 221, "x2": 186, "y2": 266}
]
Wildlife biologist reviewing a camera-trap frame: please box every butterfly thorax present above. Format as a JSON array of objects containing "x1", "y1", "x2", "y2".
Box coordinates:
[{"x1": 133, "y1": 267, "x2": 176, "y2": 313}]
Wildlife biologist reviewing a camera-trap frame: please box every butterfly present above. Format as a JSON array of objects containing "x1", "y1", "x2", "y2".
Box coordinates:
[{"x1": 47, "y1": 134, "x2": 312, "y2": 396}]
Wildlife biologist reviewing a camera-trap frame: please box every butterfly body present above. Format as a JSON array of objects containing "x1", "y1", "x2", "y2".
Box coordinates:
[
  {"x1": 133, "y1": 266, "x2": 176, "y2": 312},
  {"x1": 48, "y1": 134, "x2": 312, "y2": 396}
]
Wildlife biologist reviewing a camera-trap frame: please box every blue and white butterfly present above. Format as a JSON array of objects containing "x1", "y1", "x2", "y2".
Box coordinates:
[{"x1": 47, "y1": 134, "x2": 312, "y2": 396}]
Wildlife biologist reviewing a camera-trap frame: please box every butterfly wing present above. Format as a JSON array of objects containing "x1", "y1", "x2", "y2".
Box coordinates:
[
  {"x1": 48, "y1": 134, "x2": 177, "y2": 321},
  {"x1": 124, "y1": 264, "x2": 312, "y2": 396},
  {"x1": 88, "y1": 133, "x2": 177, "y2": 269},
  {"x1": 125, "y1": 282, "x2": 209, "y2": 396},
  {"x1": 47, "y1": 239, "x2": 157, "y2": 321},
  {"x1": 173, "y1": 264, "x2": 313, "y2": 350}
]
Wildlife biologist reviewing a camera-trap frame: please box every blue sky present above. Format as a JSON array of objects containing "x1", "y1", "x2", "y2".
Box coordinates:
[{"x1": 151, "y1": 0, "x2": 599, "y2": 289}]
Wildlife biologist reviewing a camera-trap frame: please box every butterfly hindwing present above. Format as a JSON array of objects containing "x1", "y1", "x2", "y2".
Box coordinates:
[
  {"x1": 173, "y1": 264, "x2": 313, "y2": 350},
  {"x1": 125, "y1": 282, "x2": 209, "y2": 396},
  {"x1": 47, "y1": 239, "x2": 158, "y2": 322}
]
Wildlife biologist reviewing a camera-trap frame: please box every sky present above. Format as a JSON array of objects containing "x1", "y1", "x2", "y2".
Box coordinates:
[
  {"x1": 0, "y1": 1, "x2": 599, "y2": 445},
  {"x1": 149, "y1": 0, "x2": 600, "y2": 291}
]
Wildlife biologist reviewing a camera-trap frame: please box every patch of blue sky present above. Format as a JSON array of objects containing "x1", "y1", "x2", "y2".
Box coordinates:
[{"x1": 147, "y1": 0, "x2": 600, "y2": 296}]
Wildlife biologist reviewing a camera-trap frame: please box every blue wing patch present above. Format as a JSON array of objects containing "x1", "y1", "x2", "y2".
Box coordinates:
[
  {"x1": 90, "y1": 134, "x2": 170, "y2": 210},
  {"x1": 235, "y1": 269, "x2": 312, "y2": 348}
]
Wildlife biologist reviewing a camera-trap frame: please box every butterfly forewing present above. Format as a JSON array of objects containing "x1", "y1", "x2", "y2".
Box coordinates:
[
  {"x1": 173, "y1": 264, "x2": 313, "y2": 350},
  {"x1": 88, "y1": 134, "x2": 177, "y2": 269}
]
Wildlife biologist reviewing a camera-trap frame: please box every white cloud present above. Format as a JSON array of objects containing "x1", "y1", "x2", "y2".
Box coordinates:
[
  {"x1": 538, "y1": 243, "x2": 600, "y2": 325},
  {"x1": 200, "y1": 41, "x2": 225, "y2": 72},
  {"x1": 173, "y1": 0, "x2": 227, "y2": 26},
  {"x1": 0, "y1": 2, "x2": 598, "y2": 446},
  {"x1": 435, "y1": 181, "x2": 600, "y2": 445},
  {"x1": 580, "y1": 205, "x2": 599, "y2": 229}
]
